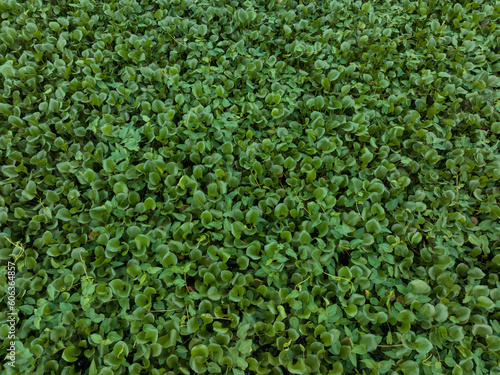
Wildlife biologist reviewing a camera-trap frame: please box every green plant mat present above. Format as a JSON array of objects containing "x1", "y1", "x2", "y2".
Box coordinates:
[{"x1": 0, "y1": 0, "x2": 499, "y2": 374}]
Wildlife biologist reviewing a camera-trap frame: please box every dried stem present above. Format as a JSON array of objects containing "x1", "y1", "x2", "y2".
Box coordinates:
[{"x1": 4, "y1": 237, "x2": 26, "y2": 262}]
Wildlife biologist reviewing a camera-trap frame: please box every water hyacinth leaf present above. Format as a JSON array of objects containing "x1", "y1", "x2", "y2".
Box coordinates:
[
  {"x1": 476, "y1": 296, "x2": 495, "y2": 310},
  {"x1": 193, "y1": 190, "x2": 206, "y2": 206},
  {"x1": 144, "y1": 198, "x2": 156, "y2": 210},
  {"x1": 287, "y1": 358, "x2": 307, "y2": 374},
  {"x1": 231, "y1": 222, "x2": 245, "y2": 240},
  {"x1": 62, "y1": 347, "x2": 80, "y2": 362},
  {"x1": 245, "y1": 208, "x2": 259, "y2": 225},
  {"x1": 186, "y1": 318, "x2": 201, "y2": 334},
  {"x1": 472, "y1": 324, "x2": 493, "y2": 338},
  {"x1": 409, "y1": 280, "x2": 431, "y2": 294},
  {"x1": 134, "y1": 234, "x2": 150, "y2": 250},
  {"x1": 361, "y1": 334, "x2": 378, "y2": 352},
  {"x1": 275, "y1": 203, "x2": 289, "y2": 218},
  {"x1": 366, "y1": 219, "x2": 381, "y2": 234},
  {"x1": 91, "y1": 334, "x2": 103, "y2": 344},
  {"x1": 201, "y1": 211, "x2": 212, "y2": 225},
  {"x1": 345, "y1": 303, "x2": 357, "y2": 317},
  {"x1": 414, "y1": 337, "x2": 433, "y2": 354},
  {"x1": 296, "y1": 229, "x2": 312, "y2": 245},
  {"x1": 56, "y1": 208, "x2": 72, "y2": 221}
]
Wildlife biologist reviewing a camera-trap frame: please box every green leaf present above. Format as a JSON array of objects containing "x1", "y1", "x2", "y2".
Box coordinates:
[
  {"x1": 275, "y1": 203, "x2": 289, "y2": 218},
  {"x1": 409, "y1": 280, "x2": 431, "y2": 294},
  {"x1": 330, "y1": 362, "x2": 344, "y2": 375},
  {"x1": 134, "y1": 234, "x2": 150, "y2": 250},
  {"x1": 245, "y1": 208, "x2": 259, "y2": 224},
  {"x1": 366, "y1": 219, "x2": 381, "y2": 234},
  {"x1": 191, "y1": 344, "x2": 209, "y2": 358},
  {"x1": 56, "y1": 208, "x2": 72, "y2": 221},
  {"x1": 344, "y1": 303, "x2": 358, "y2": 317},
  {"x1": 231, "y1": 221, "x2": 245, "y2": 240},
  {"x1": 414, "y1": 337, "x2": 432, "y2": 354},
  {"x1": 361, "y1": 334, "x2": 378, "y2": 352},
  {"x1": 193, "y1": 190, "x2": 207, "y2": 205},
  {"x1": 144, "y1": 198, "x2": 156, "y2": 210},
  {"x1": 238, "y1": 339, "x2": 253, "y2": 355},
  {"x1": 287, "y1": 358, "x2": 307, "y2": 374},
  {"x1": 186, "y1": 317, "x2": 201, "y2": 334},
  {"x1": 91, "y1": 334, "x2": 103, "y2": 344},
  {"x1": 299, "y1": 230, "x2": 312, "y2": 245},
  {"x1": 89, "y1": 359, "x2": 98, "y2": 375},
  {"x1": 430, "y1": 20, "x2": 440, "y2": 32},
  {"x1": 62, "y1": 346, "x2": 80, "y2": 362},
  {"x1": 476, "y1": 296, "x2": 495, "y2": 310},
  {"x1": 0, "y1": 62, "x2": 15, "y2": 78},
  {"x1": 472, "y1": 324, "x2": 492, "y2": 338}
]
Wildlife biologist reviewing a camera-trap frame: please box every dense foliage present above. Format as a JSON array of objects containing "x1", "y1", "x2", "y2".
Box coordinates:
[{"x1": 1, "y1": 0, "x2": 500, "y2": 374}]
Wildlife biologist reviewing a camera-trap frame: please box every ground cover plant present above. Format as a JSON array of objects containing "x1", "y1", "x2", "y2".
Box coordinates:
[{"x1": 0, "y1": 0, "x2": 500, "y2": 374}]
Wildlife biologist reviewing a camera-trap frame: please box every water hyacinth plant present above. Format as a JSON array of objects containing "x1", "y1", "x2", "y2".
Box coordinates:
[{"x1": 0, "y1": 0, "x2": 499, "y2": 374}]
